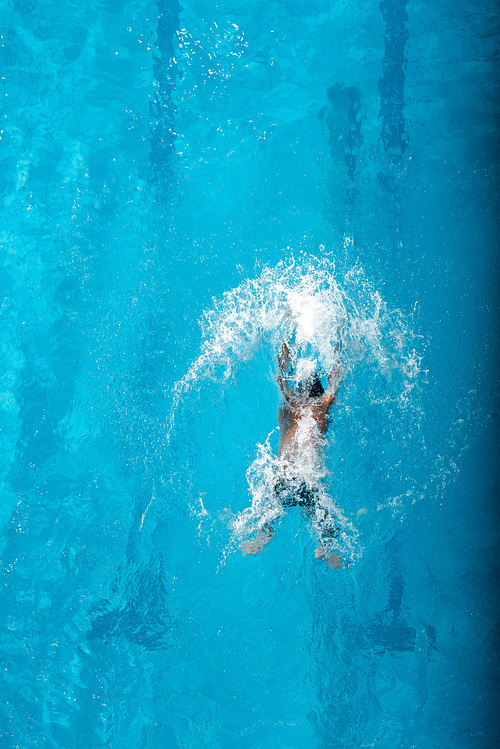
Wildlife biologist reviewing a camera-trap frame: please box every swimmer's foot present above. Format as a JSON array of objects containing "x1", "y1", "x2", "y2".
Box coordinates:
[
  {"x1": 241, "y1": 529, "x2": 273, "y2": 556},
  {"x1": 315, "y1": 546, "x2": 342, "y2": 569}
]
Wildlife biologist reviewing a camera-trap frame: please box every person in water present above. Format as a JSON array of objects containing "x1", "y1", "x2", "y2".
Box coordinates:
[{"x1": 242, "y1": 341, "x2": 343, "y2": 569}]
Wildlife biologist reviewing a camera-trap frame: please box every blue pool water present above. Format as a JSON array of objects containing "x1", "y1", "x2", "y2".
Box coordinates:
[{"x1": 0, "y1": 0, "x2": 498, "y2": 746}]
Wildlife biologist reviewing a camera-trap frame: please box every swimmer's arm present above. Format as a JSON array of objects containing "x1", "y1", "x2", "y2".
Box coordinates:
[
  {"x1": 320, "y1": 364, "x2": 342, "y2": 412},
  {"x1": 277, "y1": 374, "x2": 292, "y2": 400},
  {"x1": 277, "y1": 403, "x2": 289, "y2": 431},
  {"x1": 320, "y1": 388, "x2": 337, "y2": 412}
]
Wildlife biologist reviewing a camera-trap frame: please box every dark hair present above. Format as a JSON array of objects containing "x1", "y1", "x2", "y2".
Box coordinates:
[{"x1": 299, "y1": 372, "x2": 325, "y2": 398}]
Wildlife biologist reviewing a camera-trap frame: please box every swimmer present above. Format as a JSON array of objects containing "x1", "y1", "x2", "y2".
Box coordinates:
[{"x1": 242, "y1": 341, "x2": 343, "y2": 569}]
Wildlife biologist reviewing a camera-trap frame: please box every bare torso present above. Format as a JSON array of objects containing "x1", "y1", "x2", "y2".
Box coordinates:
[
  {"x1": 278, "y1": 393, "x2": 334, "y2": 461},
  {"x1": 276, "y1": 341, "x2": 339, "y2": 462}
]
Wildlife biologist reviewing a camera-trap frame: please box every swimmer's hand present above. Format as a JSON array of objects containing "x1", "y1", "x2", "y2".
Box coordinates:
[
  {"x1": 327, "y1": 346, "x2": 342, "y2": 388},
  {"x1": 315, "y1": 546, "x2": 342, "y2": 569},
  {"x1": 278, "y1": 341, "x2": 292, "y2": 374},
  {"x1": 321, "y1": 347, "x2": 342, "y2": 412},
  {"x1": 277, "y1": 342, "x2": 293, "y2": 400}
]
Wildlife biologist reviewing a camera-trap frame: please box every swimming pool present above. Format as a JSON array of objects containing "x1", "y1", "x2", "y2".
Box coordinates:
[{"x1": 0, "y1": 0, "x2": 498, "y2": 746}]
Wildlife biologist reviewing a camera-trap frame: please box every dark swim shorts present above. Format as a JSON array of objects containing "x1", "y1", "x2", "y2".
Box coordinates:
[
  {"x1": 273, "y1": 476, "x2": 319, "y2": 508},
  {"x1": 273, "y1": 472, "x2": 341, "y2": 541}
]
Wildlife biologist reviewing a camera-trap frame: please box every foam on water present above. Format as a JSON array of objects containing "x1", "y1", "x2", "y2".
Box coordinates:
[
  {"x1": 169, "y1": 256, "x2": 414, "y2": 401},
  {"x1": 166, "y1": 255, "x2": 423, "y2": 564}
]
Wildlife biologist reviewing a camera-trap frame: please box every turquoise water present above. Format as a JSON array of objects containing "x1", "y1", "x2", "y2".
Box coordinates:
[{"x1": 1, "y1": 0, "x2": 498, "y2": 746}]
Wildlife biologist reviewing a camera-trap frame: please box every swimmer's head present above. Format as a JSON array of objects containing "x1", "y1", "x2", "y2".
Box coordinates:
[{"x1": 298, "y1": 372, "x2": 325, "y2": 398}]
